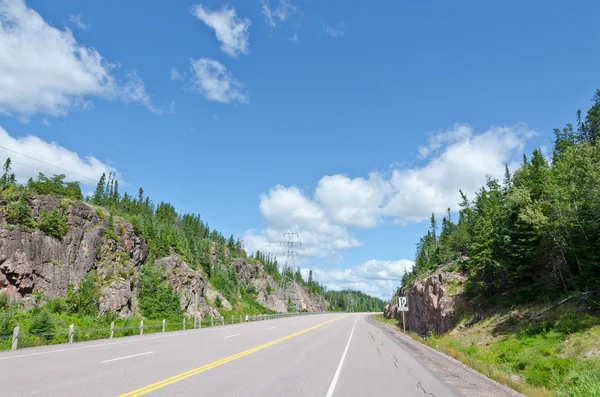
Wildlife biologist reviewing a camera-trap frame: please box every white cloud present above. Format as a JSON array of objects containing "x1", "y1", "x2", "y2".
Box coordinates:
[
  {"x1": 305, "y1": 259, "x2": 414, "y2": 299},
  {"x1": 170, "y1": 68, "x2": 183, "y2": 81},
  {"x1": 0, "y1": 126, "x2": 119, "y2": 186},
  {"x1": 0, "y1": 0, "x2": 158, "y2": 116},
  {"x1": 244, "y1": 185, "x2": 361, "y2": 261},
  {"x1": 245, "y1": 123, "x2": 534, "y2": 264},
  {"x1": 191, "y1": 4, "x2": 250, "y2": 58},
  {"x1": 323, "y1": 23, "x2": 344, "y2": 38},
  {"x1": 190, "y1": 58, "x2": 248, "y2": 104},
  {"x1": 119, "y1": 71, "x2": 162, "y2": 114},
  {"x1": 262, "y1": 0, "x2": 296, "y2": 27},
  {"x1": 68, "y1": 13, "x2": 90, "y2": 30},
  {"x1": 288, "y1": 33, "x2": 299, "y2": 43}
]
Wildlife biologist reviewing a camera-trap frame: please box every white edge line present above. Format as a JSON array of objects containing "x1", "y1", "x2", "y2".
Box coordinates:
[
  {"x1": 267, "y1": 326, "x2": 276, "y2": 329},
  {"x1": 224, "y1": 333, "x2": 242, "y2": 339},
  {"x1": 325, "y1": 316, "x2": 358, "y2": 397},
  {"x1": 100, "y1": 351, "x2": 154, "y2": 363},
  {"x1": 0, "y1": 319, "x2": 280, "y2": 361}
]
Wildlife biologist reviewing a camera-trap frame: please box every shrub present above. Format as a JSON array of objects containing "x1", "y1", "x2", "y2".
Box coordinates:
[
  {"x1": 46, "y1": 298, "x2": 68, "y2": 314},
  {"x1": 28, "y1": 310, "x2": 55, "y2": 339},
  {"x1": 0, "y1": 311, "x2": 14, "y2": 337},
  {"x1": 215, "y1": 295, "x2": 223, "y2": 308},
  {"x1": 265, "y1": 283, "x2": 273, "y2": 296},
  {"x1": 5, "y1": 197, "x2": 34, "y2": 229},
  {"x1": 0, "y1": 294, "x2": 8, "y2": 310},
  {"x1": 65, "y1": 273, "x2": 101, "y2": 316},
  {"x1": 37, "y1": 209, "x2": 69, "y2": 239},
  {"x1": 138, "y1": 265, "x2": 181, "y2": 319}
]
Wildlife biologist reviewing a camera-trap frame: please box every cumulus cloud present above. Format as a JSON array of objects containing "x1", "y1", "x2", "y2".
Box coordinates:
[
  {"x1": 0, "y1": 126, "x2": 119, "y2": 186},
  {"x1": 0, "y1": 0, "x2": 158, "y2": 115},
  {"x1": 305, "y1": 259, "x2": 414, "y2": 299},
  {"x1": 244, "y1": 185, "x2": 361, "y2": 261},
  {"x1": 68, "y1": 13, "x2": 90, "y2": 30},
  {"x1": 262, "y1": 0, "x2": 296, "y2": 27},
  {"x1": 323, "y1": 23, "x2": 344, "y2": 38},
  {"x1": 190, "y1": 58, "x2": 248, "y2": 104},
  {"x1": 191, "y1": 4, "x2": 250, "y2": 58},
  {"x1": 244, "y1": 123, "x2": 534, "y2": 262}
]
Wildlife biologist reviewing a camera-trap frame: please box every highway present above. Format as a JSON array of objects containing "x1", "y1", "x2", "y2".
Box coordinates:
[{"x1": 0, "y1": 313, "x2": 507, "y2": 396}]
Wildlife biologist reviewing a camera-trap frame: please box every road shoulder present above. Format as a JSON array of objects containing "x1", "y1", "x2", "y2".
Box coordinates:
[{"x1": 366, "y1": 315, "x2": 523, "y2": 397}]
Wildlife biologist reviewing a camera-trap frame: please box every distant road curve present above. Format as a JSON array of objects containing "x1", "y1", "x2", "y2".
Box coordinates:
[{"x1": 1, "y1": 313, "x2": 520, "y2": 396}]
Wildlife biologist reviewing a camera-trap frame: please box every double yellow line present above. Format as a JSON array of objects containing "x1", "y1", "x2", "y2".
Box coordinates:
[{"x1": 119, "y1": 315, "x2": 345, "y2": 396}]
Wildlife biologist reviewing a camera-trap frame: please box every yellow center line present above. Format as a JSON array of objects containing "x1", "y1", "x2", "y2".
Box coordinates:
[{"x1": 118, "y1": 315, "x2": 347, "y2": 397}]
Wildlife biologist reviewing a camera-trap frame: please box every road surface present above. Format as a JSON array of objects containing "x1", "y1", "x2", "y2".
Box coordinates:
[{"x1": 0, "y1": 313, "x2": 507, "y2": 396}]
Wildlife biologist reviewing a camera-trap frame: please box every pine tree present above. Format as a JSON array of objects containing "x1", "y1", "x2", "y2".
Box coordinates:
[{"x1": 92, "y1": 173, "x2": 106, "y2": 204}]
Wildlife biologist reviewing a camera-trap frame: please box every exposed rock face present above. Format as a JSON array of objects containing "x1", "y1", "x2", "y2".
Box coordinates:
[
  {"x1": 385, "y1": 270, "x2": 468, "y2": 336},
  {"x1": 0, "y1": 197, "x2": 147, "y2": 317},
  {"x1": 0, "y1": 195, "x2": 327, "y2": 318},
  {"x1": 155, "y1": 256, "x2": 205, "y2": 315},
  {"x1": 203, "y1": 285, "x2": 232, "y2": 311},
  {"x1": 253, "y1": 277, "x2": 328, "y2": 313}
]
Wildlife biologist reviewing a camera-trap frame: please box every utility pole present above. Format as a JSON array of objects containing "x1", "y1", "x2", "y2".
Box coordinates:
[{"x1": 280, "y1": 231, "x2": 301, "y2": 312}]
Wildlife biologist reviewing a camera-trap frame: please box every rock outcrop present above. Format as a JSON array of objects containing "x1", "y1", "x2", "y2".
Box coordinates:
[
  {"x1": 385, "y1": 268, "x2": 468, "y2": 336},
  {"x1": 0, "y1": 197, "x2": 147, "y2": 316},
  {"x1": 253, "y1": 277, "x2": 328, "y2": 313},
  {"x1": 0, "y1": 195, "x2": 328, "y2": 318}
]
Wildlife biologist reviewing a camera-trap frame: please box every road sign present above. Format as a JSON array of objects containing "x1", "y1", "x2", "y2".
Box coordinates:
[{"x1": 398, "y1": 296, "x2": 408, "y2": 312}]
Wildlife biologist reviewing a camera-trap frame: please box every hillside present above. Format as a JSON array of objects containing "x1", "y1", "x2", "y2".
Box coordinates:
[
  {"x1": 384, "y1": 90, "x2": 600, "y2": 396},
  {"x1": 0, "y1": 171, "x2": 329, "y2": 348}
]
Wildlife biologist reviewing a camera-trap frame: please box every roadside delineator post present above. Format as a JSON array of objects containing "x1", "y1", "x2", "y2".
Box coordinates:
[
  {"x1": 11, "y1": 326, "x2": 19, "y2": 351},
  {"x1": 162, "y1": 319, "x2": 166, "y2": 333},
  {"x1": 68, "y1": 324, "x2": 74, "y2": 343},
  {"x1": 221, "y1": 317, "x2": 224, "y2": 326},
  {"x1": 211, "y1": 317, "x2": 213, "y2": 327},
  {"x1": 231, "y1": 315, "x2": 234, "y2": 325},
  {"x1": 183, "y1": 318, "x2": 186, "y2": 331},
  {"x1": 140, "y1": 320, "x2": 144, "y2": 336},
  {"x1": 194, "y1": 316, "x2": 197, "y2": 329},
  {"x1": 110, "y1": 322, "x2": 114, "y2": 339}
]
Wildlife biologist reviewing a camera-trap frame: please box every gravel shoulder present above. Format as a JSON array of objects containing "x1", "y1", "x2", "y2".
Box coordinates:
[{"x1": 367, "y1": 315, "x2": 524, "y2": 397}]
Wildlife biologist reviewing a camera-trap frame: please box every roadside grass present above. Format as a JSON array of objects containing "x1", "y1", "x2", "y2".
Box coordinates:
[{"x1": 372, "y1": 306, "x2": 600, "y2": 397}]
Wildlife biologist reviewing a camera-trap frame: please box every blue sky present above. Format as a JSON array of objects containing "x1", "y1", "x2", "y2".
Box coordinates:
[{"x1": 1, "y1": 0, "x2": 599, "y2": 299}]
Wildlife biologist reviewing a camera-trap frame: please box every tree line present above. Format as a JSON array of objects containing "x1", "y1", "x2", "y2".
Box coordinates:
[{"x1": 402, "y1": 89, "x2": 600, "y2": 306}]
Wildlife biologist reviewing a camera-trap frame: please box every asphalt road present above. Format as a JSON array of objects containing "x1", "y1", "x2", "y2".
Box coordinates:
[{"x1": 1, "y1": 313, "x2": 470, "y2": 396}]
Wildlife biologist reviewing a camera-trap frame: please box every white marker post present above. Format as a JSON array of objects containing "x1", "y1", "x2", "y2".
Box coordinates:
[{"x1": 398, "y1": 296, "x2": 408, "y2": 334}]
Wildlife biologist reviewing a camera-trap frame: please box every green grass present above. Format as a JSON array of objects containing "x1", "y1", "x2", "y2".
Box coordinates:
[{"x1": 372, "y1": 307, "x2": 600, "y2": 397}]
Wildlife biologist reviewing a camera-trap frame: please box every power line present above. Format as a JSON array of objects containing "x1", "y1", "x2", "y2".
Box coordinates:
[
  {"x1": 0, "y1": 145, "x2": 98, "y2": 183},
  {"x1": 0, "y1": 152, "x2": 253, "y2": 236},
  {"x1": 0, "y1": 88, "x2": 126, "y2": 154}
]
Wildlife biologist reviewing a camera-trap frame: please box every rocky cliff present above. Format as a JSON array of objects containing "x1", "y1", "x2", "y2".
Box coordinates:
[
  {"x1": 0, "y1": 195, "x2": 326, "y2": 318},
  {"x1": 0, "y1": 197, "x2": 147, "y2": 316},
  {"x1": 384, "y1": 265, "x2": 469, "y2": 336}
]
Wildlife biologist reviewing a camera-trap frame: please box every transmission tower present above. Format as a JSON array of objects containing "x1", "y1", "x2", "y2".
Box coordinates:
[{"x1": 280, "y1": 231, "x2": 301, "y2": 311}]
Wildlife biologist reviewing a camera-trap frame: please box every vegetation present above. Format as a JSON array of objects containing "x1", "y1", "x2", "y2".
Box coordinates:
[
  {"x1": 403, "y1": 89, "x2": 600, "y2": 308},
  {"x1": 326, "y1": 290, "x2": 386, "y2": 312},
  {"x1": 394, "y1": 90, "x2": 600, "y2": 396},
  {"x1": 138, "y1": 266, "x2": 181, "y2": 320},
  {"x1": 37, "y1": 209, "x2": 69, "y2": 239}
]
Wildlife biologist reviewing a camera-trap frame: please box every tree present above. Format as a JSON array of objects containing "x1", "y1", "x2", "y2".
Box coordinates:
[
  {"x1": 28, "y1": 310, "x2": 55, "y2": 340},
  {"x1": 0, "y1": 158, "x2": 16, "y2": 190},
  {"x1": 93, "y1": 173, "x2": 106, "y2": 205},
  {"x1": 37, "y1": 209, "x2": 69, "y2": 239},
  {"x1": 308, "y1": 270, "x2": 313, "y2": 283}
]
